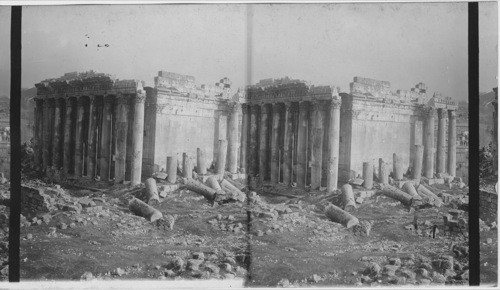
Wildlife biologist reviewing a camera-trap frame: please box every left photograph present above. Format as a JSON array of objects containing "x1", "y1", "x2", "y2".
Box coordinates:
[
  {"x1": 19, "y1": 5, "x2": 249, "y2": 282},
  {"x1": 0, "y1": 6, "x2": 11, "y2": 283}
]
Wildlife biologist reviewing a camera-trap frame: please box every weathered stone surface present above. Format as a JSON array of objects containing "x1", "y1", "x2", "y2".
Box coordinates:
[
  {"x1": 325, "y1": 203, "x2": 359, "y2": 228},
  {"x1": 128, "y1": 198, "x2": 163, "y2": 222}
]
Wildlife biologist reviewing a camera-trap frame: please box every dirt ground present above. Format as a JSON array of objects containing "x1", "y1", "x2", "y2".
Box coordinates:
[
  {"x1": 18, "y1": 176, "x2": 481, "y2": 286},
  {"x1": 0, "y1": 183, "x2": 9, "y2": 281}
]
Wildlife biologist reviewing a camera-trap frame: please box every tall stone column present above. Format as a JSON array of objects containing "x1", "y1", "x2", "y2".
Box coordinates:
[
  {"x1": 43, "y1": 99, "x2": 55, "y2": 169},
  {"x1": 282, "y1": 102, "x2": 293, "y2": 185},
  {"x1": 296, "y1": 101, "x2": 309, "y2": 187},
  {"x1": 227, "y1": 102, "x2": 240, "y2": 174},
  {"x1": 216, "y1": 140, "x2": 228, "y2": 176},
  {"x1": 436, "y1": 108, "x2": 447, "y2": 175},
  {"x1": 100, "y1": 96, "x2": 113, "y2": 181},
  {"x1": 34, "y1": 98, "x2": 43, "y2": 171},
  {"x1": 87, "y1": 96, "x2": 98, "y2": 178},
  {"x1": 114, "y1": 94, "x2": 129, "y2": 183},
  {"x1": 447, "y1": 110, "x2": 457, "y2": 176},
  {"x1": 413, "y1": 144, "x2": 424, "y2": 181},
  {"x1": 423, "y1": 107, "x2": 435, "y2": 179},
  {"x1": 259, "y1": 104, "x2": 269, "y2": 182},
  {"x1": 74, "y1": 97, "x2": 85, "y2": 176},
  {"x1": 63, "y1": 98, "x2": 74, "y2": 174},
  {"x1": 239, "y1": 104, "x2": 249, "y2": 173},
  {"x1": 130, "y1": 93, "x2": 146, "y2": 186},
  {"x1": 326, "y1": 99, "x2": 341, "y2": 192},
  {"x1": 270, "y1": 102, "x2": 281, "y2": 184},
  {"x1": 249, "y1": 105, "x2": 259, "y2": 176},
  {"x1": 310, "y1": 102, "x2": 324, "y2": 190}
]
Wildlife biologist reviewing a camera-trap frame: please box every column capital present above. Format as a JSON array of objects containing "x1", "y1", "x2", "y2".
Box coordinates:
[
  {"x1": 284, "y1": 101, "x2": 292, "y2": 110},
  {"x1": 115, "y1": 93, "x2": 129, "y2": 105},
  {"x1": 423, "y1": 106, "x2": 435, "y2": 117},
  {"x1": 134, "y1": 93, "x2": 147, "y2": 104},
  {"x1": 312, "y1": 101, "x2": 322, "y2": 111},
  {"x1": 448, "y1": 109, "x2": 456, "y2": 118},
  {"x1": 231, "y1": 102, "x2": 241, "y2": 113},
  {"x1": 330, "y1": 99, "x2": 341, "y2": 109},
  {"x1": 250, "y1": 104, "x2": 260, "y2": 113},
  {"x1": 437, "y1": 108, "x2": 448, "y2": 120}
]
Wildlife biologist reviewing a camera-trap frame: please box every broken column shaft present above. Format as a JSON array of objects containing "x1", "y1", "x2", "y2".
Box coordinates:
[
  {"x1": 167, "y1": 156, "x2": 177, "y2": 183},
  {"x1": 128, "y1": 198, "x2": 163, "y2": 222},
  {"x1": 379, "y1": 158, "x2": 388, "y2": 184},
  {"x1": 270, "y1": 103, "x2": 281, "y2": 184},
  {"x1": 326, "y1": 99, "x2": 341, "y2": 192},
  {"x1": 436, "y1": 108, "x2": 447, "y2": 175},
  {"x1": 130, "y1": 94, "x2": 146, "y2": 186},
  {"x1": 183, "y1": 152, "x2": 192, "y2": 179},
  {"x1": 392, "y1": 153, "x2": 404, "y2": 180},
  {"x1": 196, "y1": 148, "x2": 207, "y2": 175},
  {"x1": 342, "y1": 184, "x2": 356, "y2": 211},
  {"x1": 325, "y1": 203, "x2": 359, "y2": 228},
  {"x1": 413, "y1": 145, "x2": 424, "y2": 181},
  {"x1": 423, "y1": 107, "x2": 435, "y2": 178},
  {"x1": 447, "y1": 110, "x2": 457, "y2": 176},
  {"x1": 144, "y1": 178, "x2": 160, "y2": 205},
  {"x1": 216, "y1": 140, "x2": 228, "y2": 176},
  {"x1": 362, "y1": 161, "x2": 373, "y2": 189},
  {"x1": 227, "y1": 103, "x2": 240, "y2": 174}
]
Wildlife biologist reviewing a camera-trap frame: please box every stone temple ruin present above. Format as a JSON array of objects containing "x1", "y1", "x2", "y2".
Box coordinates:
[{"x1": 32, "y1": 71, "x2": 458, "y2": 189}]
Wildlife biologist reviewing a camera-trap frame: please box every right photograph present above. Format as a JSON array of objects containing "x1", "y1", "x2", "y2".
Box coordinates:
[{"x1": 243, "y1": 2, "x2": 495, "y2": 287}]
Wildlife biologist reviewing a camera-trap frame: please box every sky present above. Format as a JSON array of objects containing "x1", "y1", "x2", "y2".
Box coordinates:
[{"x1": 0, "y1": 3, "x2": 497, "y2": 100}]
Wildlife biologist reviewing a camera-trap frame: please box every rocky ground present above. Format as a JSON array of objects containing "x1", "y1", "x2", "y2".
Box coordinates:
[
  {"x1": 246, "y1": 181, "x2": 472, "y2": 287},
  {"x1": 479, "y1": 175, "x2": 498, "y2": 285},
  {"x1": 0, "y1": 181, "x2": 9, "y2": 281},
  {"x1": 20, "y1": 177, "x2": 249, "y2": 282},
  {"x1": 18, "y1": 174, "x2": 482, "y2": 286}
]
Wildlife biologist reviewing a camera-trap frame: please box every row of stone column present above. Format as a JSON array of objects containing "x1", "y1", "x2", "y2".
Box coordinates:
[
  {"x1": 33, "y1": 94, "x2": 145, "y2": 185},
  {"x1": 423, "y1": 107, "x2": 457, "y2": 178},
  {"x1": 239, "y1": 99, "x2": 341, "y2": 192}
]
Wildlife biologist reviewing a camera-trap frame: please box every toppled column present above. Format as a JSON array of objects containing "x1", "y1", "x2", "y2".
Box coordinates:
[
  {"x1": 259, "y1": 104, "x2": 269, "y2": 182},
  {"x1": 62, "y1": 99, "x2": 73, "y2": 175},
  {"x1": 423, "y1": 107, "x2": 435, "y2": 178},
  {"x1": 270, "y1": 103, "x2": 281, "y2": 184},
  {"x1": 227, "y1": 103, "x2": 240, "y2": 174},
  {"x1": 206, "y1": 176, "x2": 223, "y2": 191},
  {"x1": 74, "y1": 97, "x2": 85, "y2": 176},
  {"x1": 436, "y1": 108, "x2": 447, "y2": 175},
  {"x1": 166, "y1": 156, "x2": 177, "y2": 183},
  {"x1": 196, "y1": 148, "x2": 207, "y2": 175},
  {"x1": 216, "y1": 140, "x2": 228, "y2": 176},
  {"x1": 392, "y1": 153, "x2": 403, "y2": 180},
  {"x1": 310, "y1": 102, "x2": 324, "y2": 190},
  {"x1": 378, "y1": 158, "x2": 388, "y2": 184},
  {"x1": 144, "y1": 178, "x2": 160, "y2": 205},
  {"x1": 325, "y1": 203, "x2": 359, "y2": 228},
  {"x1": 413, "y1": 145, "x2": 424, "y2": 181},
  {"x1": 282, "y1": 102, "x2": 293, "y2": 185},
  {"x1": 182, "y1": 178, "x2": 217, "y2": 201},
  {"x1": 100, "y1": 97, "x2": 113, "y2": 181},
  {"x1": 416, "y1": 184, "x2": 443, "y2": 207},
  {"x1": 182, "y1": 153, "x2": 192, "y2": 179},
  {"x1": 131, "y1": 93, "x2": 146, "y2": 186},
  {"x1": 240, "y1": 104, "x2": 249, "y2": 173},
  {"x1": 220, "y1": 179, "x2": 246, "y2": 202},
  {"x1": 402, "y1": 182, "x2": 421, "y2": 200},
  {"x1": 114, "y1": 94, "x2": 129, "y2": 183},
  {"x1": 447, "y1": 110, "x2": 457, "y2": 176},
  {"x1": 326, "y1": 99, "x2": 341, "y2": 192},
  {"x1": 362, "y1": 162, "x2": 373, "y2": 189},
  {"x1": 342, "y1": 184, "x2": 356, "y2": 211},
  {"x1": 128, "y1": 198, "x2": 163, "y2": 222},
  {"x1": 379, "y1": 184, "x2": 413, "y2": 206}
]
